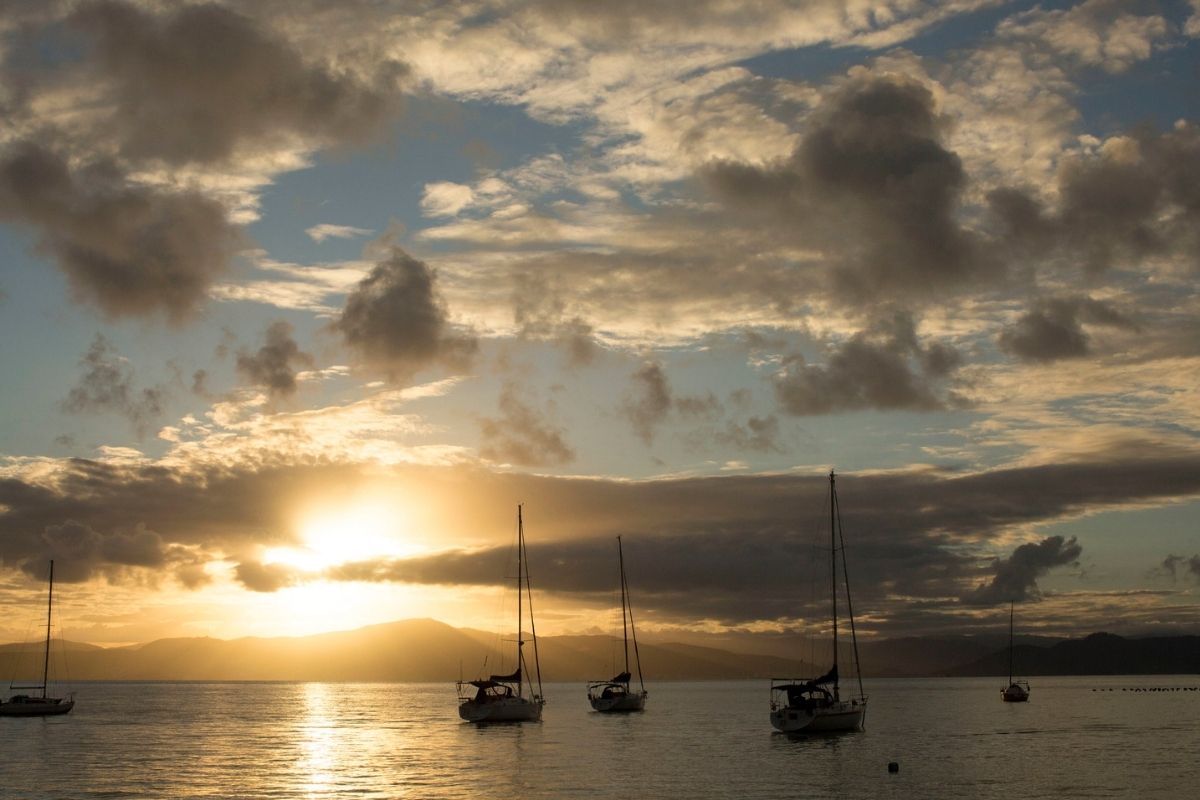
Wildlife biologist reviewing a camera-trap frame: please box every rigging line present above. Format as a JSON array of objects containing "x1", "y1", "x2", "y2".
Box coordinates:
[
  {"x1": 833, "y1": 477, "x2": 866, "y2": 702},
  {"x1": 620, "y1": 537, "x2": 645, "y2": 692},
  {"x1": 520, "y1": 510, "x2": 543, "y2": 699}
]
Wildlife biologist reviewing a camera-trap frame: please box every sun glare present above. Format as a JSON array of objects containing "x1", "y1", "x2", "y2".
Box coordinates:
[{"x1": 265, "y1": 500, "x2": 423, "y2": 571}]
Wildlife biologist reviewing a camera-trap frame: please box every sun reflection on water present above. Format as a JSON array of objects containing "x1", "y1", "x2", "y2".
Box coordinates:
[{"x1": 297, "y1": 683, "x2": 340, "y2": 797}]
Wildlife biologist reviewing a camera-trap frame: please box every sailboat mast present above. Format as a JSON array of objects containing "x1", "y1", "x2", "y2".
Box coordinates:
[
  {"x1": 834, "y1": 480, "x2": 866, "y2": 703},
  {"x1": 618, "y1": 536, "x2": 630, "y2": 676},
  {"x1": 517, "y1": 504, "x2": 524, "y2": 698},
  {"x1": 521, "y1": 512, "x2": 543, "y2": 698},
  {"x1": 829, "y1": 471, "x2": 839, "y2": 698},
  {"x1": 43, "y1": 560, "x2": 54, "y2": 699},
  {"x1": 1008, "y1": 600, "x2": 1014, "y2": 684}
]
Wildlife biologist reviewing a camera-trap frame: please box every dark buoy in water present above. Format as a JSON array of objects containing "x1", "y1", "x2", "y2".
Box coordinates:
[{"x1": 888, "y1": 762, "x2": 900, "y2": 774}]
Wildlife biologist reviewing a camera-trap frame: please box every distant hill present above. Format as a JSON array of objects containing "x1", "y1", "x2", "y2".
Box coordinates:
[
  {"x1": 0, "y1": 619, "x2": 817, "y2": 683},
  {"x1": 2, "y1": 623, "x2": 1196, "y2": 682},
  {"x1": 945, "y1": 633, "x2": 1200, "y2": 676}
]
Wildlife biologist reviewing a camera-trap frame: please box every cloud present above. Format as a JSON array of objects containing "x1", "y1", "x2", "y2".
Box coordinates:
[
  {"x1": 511, "y1": 271, "x2": 600, "y2": 366},
  {"x1": 306, "y1": 224, "x2": 373, "y2": 243},
  {"x1": 703, "y1": 72, "x2": 985, "y2": 304},
  {"x1": 774, "y1": 313, "x2": 965, "y2": 415},
  {"x1": 420, "y1": 181, "x2": 475, "y2": 217},
  {"x1": 998, "y1": 295, "x2": 1139, "y2": 363},
  {"x1": 479, "y1": 382, "x2": 576, "y2": 467},
  {"x1": 712, "y1": 415, "x2": 783, "y2": 454},
  {"x1": 996, "y1": 0, "x2": 1172, "y2": 74},
  {"x1": 989, "y1": 123, "x2": 1200, "y2": 274},
  {"x1": 60, "y1": 334, "x2": 167, "y2": 437},
  {"x1": 235, "y1": 560, "x2": 302, "y2": 593},
  {"x1": 62, "y1": 0, "x2": 406, "y2": 166},
  {"x1": 622, "y1": 362, "x2": 673, "y2": 445},
  {"x1": 2, "y1": 441, "x2": 1199, "y2": 631},
  {"x1": 960, "y1": 535, "x2": 1083, "y2": 605},
  {"x1": 333, "y1": 248, "x2": 478, "y2": 381},
  {"x1": 1156, "y1": 553, "x2": 1200, "y2": 583},
  {"x1": 235, "y1": 321, "x2": 315, "y2": 398},
  {"x1": 0, "y1": 141, "x2": 242, "y2": 321}
]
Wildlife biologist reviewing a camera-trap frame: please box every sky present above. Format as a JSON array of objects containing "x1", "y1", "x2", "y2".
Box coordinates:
[{"x1": 0, "y1": 0, "x2": 1198, "y2": 649}]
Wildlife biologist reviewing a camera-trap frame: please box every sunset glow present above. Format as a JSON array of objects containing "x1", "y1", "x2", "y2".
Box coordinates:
[{"x1": 0, "y1": 0, "x2": 1197, "y2": 651}]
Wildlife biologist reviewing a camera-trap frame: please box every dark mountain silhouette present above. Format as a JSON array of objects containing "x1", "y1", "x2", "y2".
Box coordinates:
[
  {"x1": 945, "y1": 632, "x2": 1200, "y2": 676},
  {"x1": 2, "y1": 622, "x2": 1195, "y2": 682}
]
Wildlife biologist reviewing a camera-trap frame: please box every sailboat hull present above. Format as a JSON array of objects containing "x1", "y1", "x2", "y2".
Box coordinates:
[
  {"x1": 0, "y1": 697, "x2": 75, "y2": 717},
  {"x1": 589, "y1": 690, "x2": 647, "y2": 713},
  {"x1": 770, "y1": 701, "x2": 865, "y2": 733},
  {"x1": 1002, "y1": 682, "x2": 1030, "y2": 702},
  {"x1": 458, "y1": 696, "x2": 543, "y2": 723}
]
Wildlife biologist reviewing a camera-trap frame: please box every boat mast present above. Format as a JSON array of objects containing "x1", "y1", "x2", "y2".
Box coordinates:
[
  {"x1": 521, "y1": 509, "x2": 543, "y2": 699},
  {"x1": 833, "y1": 476, "x2": 866, "y2": 702},
  {"x1": 1008, "y1": 600, "x2": 1014, "y2": 684},
  {"x1": 618, "y1": 536, "x2": 645, "y2": 692},
  {"x1": 515, "y1": 505, "x2": 524, "y2": 698},
  {"x1": 42, "y1": 560, "x2": 54, "y2": 699},
  {"x1": 829, "y1": 471, "x2": 839, "y2": 700},
  {"x1": 618, "y1": 536, "x2": 629, "y2": 677}
]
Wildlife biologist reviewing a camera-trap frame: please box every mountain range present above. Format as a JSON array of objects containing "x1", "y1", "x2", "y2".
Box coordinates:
[{"x1": 1, "y1": 620, "x2": 1196, "y2": 683}]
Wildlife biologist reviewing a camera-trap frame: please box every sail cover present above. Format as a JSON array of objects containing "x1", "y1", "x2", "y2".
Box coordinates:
[
  {"x1": 488, "y1": 667, "x2": 521, "y2": 684},
  {"x1": 812, "y1": 665, "x2": 838, "y2": 686},
  {"x1": 609, "y1": 671, "x2": 632, "y2": 684}
]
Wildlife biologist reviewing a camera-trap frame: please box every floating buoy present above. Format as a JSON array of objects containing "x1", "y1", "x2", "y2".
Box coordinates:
[{"x1": 888, "y1": 762, "x2": 900, "y2": 774}]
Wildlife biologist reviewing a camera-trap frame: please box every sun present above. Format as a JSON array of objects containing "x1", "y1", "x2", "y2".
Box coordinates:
[{"x1": 264, "y1": 500, "x2": 421, "y2": 571}]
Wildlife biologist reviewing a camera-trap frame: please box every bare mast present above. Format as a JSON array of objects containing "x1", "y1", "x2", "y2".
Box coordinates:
[{"x1": 42, "y1": 560, "x2": 55, "y2": 699}]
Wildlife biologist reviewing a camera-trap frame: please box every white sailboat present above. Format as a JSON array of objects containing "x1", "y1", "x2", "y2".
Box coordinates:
[
  {"x1": 1001, "y1": 600, "x2": 1030, "y2": 702},
  {"x1": 1, "y1": 560, "x2": 75, "y2": 717},
  {"x1": 456, "y1": 504, "x2": 545, "y2": 723},
  {"x1": 770, "y1": 470, "x2": 866, "y2": 733},
  {"x1": 587, "y1": 535, "x2": 647, "y2": 713}
]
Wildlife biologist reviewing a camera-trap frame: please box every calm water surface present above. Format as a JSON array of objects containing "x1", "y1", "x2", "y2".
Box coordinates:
[{"x1": 1, "y1": 677, "x2": 1197, "y2": 798}]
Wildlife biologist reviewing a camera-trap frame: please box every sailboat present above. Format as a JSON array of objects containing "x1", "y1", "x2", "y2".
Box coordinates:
[
  {"x1": 587, "y1": 535, "x2": 647, "y2": 712},
  {"x1": 456, "y1": 504, "x2": 545, "y2": 722},
  {"x1": 0, "y1": 560, "x2": 75, "y2": 717},
  {"x1": 770, "y1": 470, "x2": 866, "y2": 733},
  {"x1": 1001, "y1": 600, "x2": 1030, "y2": 702}
]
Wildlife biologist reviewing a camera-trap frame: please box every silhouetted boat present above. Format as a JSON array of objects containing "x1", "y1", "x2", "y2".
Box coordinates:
[
  {"x1": 1, "y1": 560, "x2": 75, "y2": 717},
  {"x1": 587, "y1": 536, "x2": 647, "y2": 712},
  {"x1": 1001, "y1": 600, "x2": 1030, "y2": 702},
  {"x1": 770, "y1": 470, "x2": 866, "y2": 733},
  {"x1": 456, "y1": 504, "x2": 545, "y2": 722}
]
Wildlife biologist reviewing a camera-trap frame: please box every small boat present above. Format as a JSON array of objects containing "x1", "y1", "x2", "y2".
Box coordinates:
[
  {"x1": 587, "y1": 536, "x2": 647, "y2": 712},
  {"x1": 1, "y1": 560, "x2": 75, "y2": 717},
  {"x1": 456, "y1": 504, "x2": 545, "y2": 723},
  {"x1": 770, "y1": 470, "x2": 866, "y2": 733},
  {"x1": 1001, "y1": 600, "x2": 1030, "y2": 702}
]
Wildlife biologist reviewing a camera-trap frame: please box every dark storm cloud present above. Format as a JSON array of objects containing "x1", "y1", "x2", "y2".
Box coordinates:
[
  {"x1": 236, "y1": 321, "x2": 314, "y2": 398},
  {"x1": 774, "y1": 313, "x2": 966, "y2": 415},
  {"x1": 3, "y1": 446, "x2": 1200, "y2": 628},
  {"x1": 703, "y1": 73, "x2": 984, "y2": 303},
  {"x1": 479, "y1": 382, "x2": 576, "y2": 467},
  {"x1": 334, "y1": 248, "x2": 478, "y2": 381},
  {"x1": 997, "y1": 295, "x2": 1139, "y2": 362},
  {"x1": 0, "y1": 141, "x2": 241, "y2": 321},
  {"x1": 959, "y1": 535, "x2": 1082, "y2": 606},
  {"x1": 34, "y1": 520, "x2": 168, "y2": 583},
  {"x1": 61, "y1": 334, "x2": 167, "y2": 437},
  {"x1": 64, "y1": 0, "x2": 407, "y2": 165},
  {"x1": 989, "y1": 122, "x2": 1200, "y2": 273}
]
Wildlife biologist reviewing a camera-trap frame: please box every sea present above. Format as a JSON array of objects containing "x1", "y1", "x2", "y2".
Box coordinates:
[{"x1": 1, "y1": 676, "x2": 1197, "y2": 799}]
